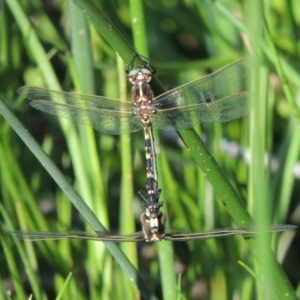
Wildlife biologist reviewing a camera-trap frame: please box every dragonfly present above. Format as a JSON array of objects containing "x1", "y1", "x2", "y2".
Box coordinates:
[
  {"x1": 18, "y1": 52, "x2": 250, "y2": 202},
  {"x1": 16, "y1": 53, "x2": 252, "y2": 242}
]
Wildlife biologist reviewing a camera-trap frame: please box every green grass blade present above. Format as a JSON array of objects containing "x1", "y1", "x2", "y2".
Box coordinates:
[
  {"x1": 246, "y1": 0, "x2": 297, "y2": 297},
  {"x1": 73, "y1": 0, "x2": 134, "y2": 62},
  {"x1": 118, "y1": 55, "x2": 138, "y2": 298},
  {"x1": 55, "y1": 272, "x2": 73, "y2": 300},
  {"x1": 67, "y1": 3, "x2": 111, "y2": 298}
]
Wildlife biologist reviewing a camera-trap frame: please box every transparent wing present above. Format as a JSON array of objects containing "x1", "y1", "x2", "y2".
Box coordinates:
[
  {"x1": 152, "y1": 92, "x2": 250, "y2": 130},
  {"x1": 153, "y1": 58, "x2": 248, "y2": 108},
  {"x1": 151, "y1": 58, "x2": 250, "y2": 130},
  {"x1": 164, "y1": 224, "x2": 296, "y2": 241},
  {"x1": 18, "y1": 86, "x2": 143, "y2": 135},
  {"x1": 10, "y1": 230, "x2": 145, "y2": 242}
]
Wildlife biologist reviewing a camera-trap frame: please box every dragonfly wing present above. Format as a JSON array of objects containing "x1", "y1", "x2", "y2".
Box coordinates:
[
  {"x1": 18, "y1": 86, "x2": 133, "y2": 111},
  {"x1": 163, "y1": 224, "x2": 297, "y2": 241},
  {"x1": 10, "y1": 230, "x2": 145, "y2": 242},
  {"x1": 30, "y1": 101, "x2": 143, "y2": 134},
  {"x1": 18, "y1": 86, "x2": 143, "y2": 134},
  {"x1": 94, "y1": 231, "x2": 145, "y2": 242},
  {"x1": 152, "y1": 92, "x2": 250, "y2": 130},
  {"x1": 163, "y1": 227, "x2": 250, "y2": 241},
  {"x1": 152, "y1": 58, "x2": 248, "y2": 109}
]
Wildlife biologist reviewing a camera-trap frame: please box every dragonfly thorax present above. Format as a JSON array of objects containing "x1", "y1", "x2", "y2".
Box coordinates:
[
  {"x1": 140, "y1": 207, "x2": 167, "y2": 242},
  {"x1": 130, "y1": 68, "x2": 156, "y2": 126}
]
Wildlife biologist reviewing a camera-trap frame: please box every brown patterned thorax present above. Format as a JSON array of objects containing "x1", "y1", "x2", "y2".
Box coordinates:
[
  {"x1": 140, "y1": 206, "x2": 166, "y2": 241},
  {"x1": 128, "y1": 67, "x2": 156, "y2": 127}
]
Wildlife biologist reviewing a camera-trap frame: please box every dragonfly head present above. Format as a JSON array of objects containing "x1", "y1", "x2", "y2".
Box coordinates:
[{"x1": 127, "y1": 67, "x2": 153, "y2": 85}]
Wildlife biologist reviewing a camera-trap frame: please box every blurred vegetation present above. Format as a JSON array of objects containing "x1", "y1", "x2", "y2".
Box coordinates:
[{"x1": 0, "y1": 0, "x2": 299, "y2": 299}]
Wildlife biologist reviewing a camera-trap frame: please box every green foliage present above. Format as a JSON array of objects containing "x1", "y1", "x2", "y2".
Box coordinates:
[{"x1": 0, "y1": 0, "x2": 299, "y2": 299}]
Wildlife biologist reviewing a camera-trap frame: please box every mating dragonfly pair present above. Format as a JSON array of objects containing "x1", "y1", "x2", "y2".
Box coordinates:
[{"x1": 12, "y1": 52, "x2": 296, "y2": 243}]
